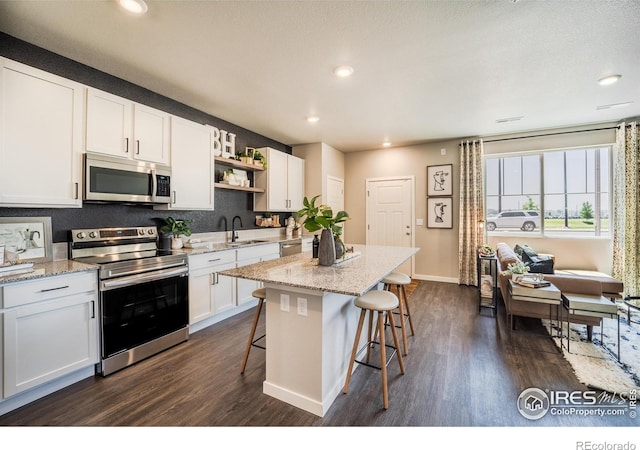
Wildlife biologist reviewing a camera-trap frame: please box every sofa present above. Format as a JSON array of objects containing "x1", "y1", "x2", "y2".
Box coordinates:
[{"x1": 495, "y1": 242, "x2": 624, "y2": 334}]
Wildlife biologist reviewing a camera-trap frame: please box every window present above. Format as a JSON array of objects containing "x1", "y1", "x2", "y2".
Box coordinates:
[{"x1": 485, "y1": 146, "x2": 610, "y2": 237}]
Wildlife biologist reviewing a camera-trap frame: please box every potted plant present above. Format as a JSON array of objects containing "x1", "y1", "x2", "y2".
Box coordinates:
[
  {"x1": 292, "y1": 222, "x2": 301, "y2": 238},
  {"x1": 238, "y1": 148, "x2": 253, "y2": 164},
  {"x1": 253, "y1": 149, "x2": 267, "y2": 169},
  {"x1": 478, "y1": 244, "x2": 494, "y2": 257},
  {"x1": 297, "y1": 195, "x2": 350, "y2": 265},
  {"x1": 503, "y1": 259, "x2": 530, "y2": 281},
  {"x1": 160, "y1": 216, "x2": 192, "y2": 249}
]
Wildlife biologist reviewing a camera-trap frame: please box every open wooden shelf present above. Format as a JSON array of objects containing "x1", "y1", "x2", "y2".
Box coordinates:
[
  {"x1": 214, "y1": 182, "x2": 265, "y2": 193},
  {"x1": 214, "y1": 156, "x2": 264, "y2": 171}
]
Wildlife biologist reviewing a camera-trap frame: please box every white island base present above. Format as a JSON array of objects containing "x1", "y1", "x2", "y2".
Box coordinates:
[
  {"x1": 262, "y1": 284, "x2": 369, "y2": 417},
  {"x1": 219, "y1": 244, "x2": 419, "y2": 417}
]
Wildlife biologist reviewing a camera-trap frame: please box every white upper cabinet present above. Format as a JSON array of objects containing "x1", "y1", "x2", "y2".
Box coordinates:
[
  {"x1": 253, "y1": 147, "x2": 304, "y2": 212},
  {"x1": 0, "y1": 57, "x2": 84, "y2": 208},
  {"x1": 155, "y1": 116, "x2": 214, "y2": 210},
  {"x1": 86, "y1": 87, "x2": 170, "y2": 165}
]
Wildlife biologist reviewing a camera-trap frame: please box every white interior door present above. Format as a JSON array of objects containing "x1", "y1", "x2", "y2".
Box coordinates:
[
  {"x1": 366, "y1": 177, "x2": 414, "y2": 276},
  {"x1": 326, "y1": 176, "x2": 345, "y2": 239}
]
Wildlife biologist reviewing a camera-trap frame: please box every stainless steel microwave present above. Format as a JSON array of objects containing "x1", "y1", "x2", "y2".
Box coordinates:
[{"x1": 84, "y1": 153, "x2": 171, "y2": 204}]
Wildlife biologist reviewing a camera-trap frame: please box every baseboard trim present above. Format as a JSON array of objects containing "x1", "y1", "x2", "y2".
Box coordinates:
[{"x1": 412, "y1": 273, "x2": 459, "y2": 284}]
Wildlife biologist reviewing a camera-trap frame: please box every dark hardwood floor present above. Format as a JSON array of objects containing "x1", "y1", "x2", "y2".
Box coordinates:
[{"x1": 0, "y1": 280, "x2": 636, "y2": 430}]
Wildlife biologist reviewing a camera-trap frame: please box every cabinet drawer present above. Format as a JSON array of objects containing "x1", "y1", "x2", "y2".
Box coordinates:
[
  {"x1": 188, "y1": 250, "x2": 235, "y2": 271},
  {"x1": 2, "y1": 271, "x2": 97, "y2": 309},
  {"x1": 237, "y1": 243, "x2": 280, "y2": 261}
]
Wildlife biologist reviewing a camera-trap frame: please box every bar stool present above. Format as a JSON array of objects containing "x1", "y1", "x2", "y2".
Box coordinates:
[
  {"x1": 381, "y1": 272, "x2": 415, "y2": 356},
  {"x1": 343, "y1": 289, "x2": 405, "y2": 410},
  {"x1": 240, "y1": 287, "x2": 267, "y2": 374}
]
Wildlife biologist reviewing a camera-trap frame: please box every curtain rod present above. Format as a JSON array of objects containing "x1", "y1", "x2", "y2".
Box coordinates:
[{"x1": 483, "y1": 124, "x2": 627, "y2": 143}]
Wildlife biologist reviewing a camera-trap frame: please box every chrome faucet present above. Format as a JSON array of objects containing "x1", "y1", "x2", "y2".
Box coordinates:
[{"x1": 232, "y1": 215, "x2": 243, "y2": 242}]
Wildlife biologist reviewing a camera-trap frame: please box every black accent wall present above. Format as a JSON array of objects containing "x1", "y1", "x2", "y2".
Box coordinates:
[{"x1": 0, "y1": 32, "x2": 293, "y2": 242}]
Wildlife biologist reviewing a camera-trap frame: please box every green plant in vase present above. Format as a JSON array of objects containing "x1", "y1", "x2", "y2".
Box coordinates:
[
  {"x1": 160, "y1": 216, "x2": 192, "y2": 249},
  {"x1": 297, "y1": 195, "x2": 350, "y2": 264},
  {"x1": 252, "y1": 149, "x2": 267, "y2": 169},
  {"x1": 503, "y1": 259, "x2": 530, "y2": 280}
]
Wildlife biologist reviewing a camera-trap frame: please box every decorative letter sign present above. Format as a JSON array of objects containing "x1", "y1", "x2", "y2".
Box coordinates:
[{"x1": 211, "y1": 126, "x2": 236, "y2": 157}]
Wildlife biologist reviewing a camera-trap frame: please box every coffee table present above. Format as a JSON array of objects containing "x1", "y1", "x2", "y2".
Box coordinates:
[
  {"x1": 508, "y1": 279, "x2": 562, "y2": 338},
  {"x1": 562, "y1": 292, "x2": 620, "y2": 361},
  {"x1": 624, "y1": 296, "x2": 640, "y2": 325}
]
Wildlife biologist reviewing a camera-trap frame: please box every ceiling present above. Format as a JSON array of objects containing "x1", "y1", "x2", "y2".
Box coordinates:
[{"x1": 0, "y1": 1, "x2": 638, "y2": 153}]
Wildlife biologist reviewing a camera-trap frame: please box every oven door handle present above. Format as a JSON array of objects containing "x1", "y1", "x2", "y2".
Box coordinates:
[
  {"x1": 101, "y1": 266, "x2": 188, "y2": 291},
  {"x1": 107, "y1": 260, "x2": 186, "y2": 278}
]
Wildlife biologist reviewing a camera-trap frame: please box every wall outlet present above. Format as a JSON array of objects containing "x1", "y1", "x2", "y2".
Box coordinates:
[
  {"x1": 416, "y1": 218, "x2": 424, "y2": 226},
  {"x1": 441, "y1": 148, "x2": 446, "y2": 155},
  {"x1": 297, "y1": 297, "x2": 307, "y2": 316},
  {"x1": 280, "y1": 294, "x2": 290, "y2": 312}
]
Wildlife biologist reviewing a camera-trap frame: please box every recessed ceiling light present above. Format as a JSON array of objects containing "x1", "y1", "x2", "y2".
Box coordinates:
[
  {"x1": 116, "y1": 0, "x2": 148, "y2": 15},
  {"x1": 333, "y1": 66, "x2": 354, "y2": 78},
  {"x1": 596, "y1": 101, "x2": 633, "y2": 110},
  {"x1": 306, "y1": 116, "x2": 320, "y2": 123},
  {"x1": 598, "y1": 74, "x2": 622, "y2": 86},
  {"x1": 382, "y1": 141, "x2": 391, "y2": 147}
]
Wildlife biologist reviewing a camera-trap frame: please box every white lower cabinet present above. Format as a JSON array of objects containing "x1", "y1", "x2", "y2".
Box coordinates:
[
  {"x1": 236, "y1": 243, "x2": 280, "y2": 306},
  {"x1": 302, "y1": 237, "x2": 313, "y2": 253},
  {"x1": 188, "y1": 243, "x2": 280, "y2": 330},
  {"x1": 188, "y1": 250, "x2": 236, "y2": 325},
  {"x1": 0, "y1": 271, "x2": 98, "y2": 401}
]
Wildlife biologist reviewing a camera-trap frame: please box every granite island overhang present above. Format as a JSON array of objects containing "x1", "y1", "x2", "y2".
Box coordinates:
[{"x1": 219, "y1": 244, "x2": 420, "y2": 416}]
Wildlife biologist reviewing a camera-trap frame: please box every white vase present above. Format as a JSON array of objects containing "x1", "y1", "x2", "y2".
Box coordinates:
[{"x1": 171, "y1": 237, "x2": 183, "y2": 249}]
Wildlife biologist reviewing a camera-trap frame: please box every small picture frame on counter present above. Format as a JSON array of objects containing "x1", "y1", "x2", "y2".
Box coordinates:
[{"x1": 0, "y1": 216, "x2": 53, "y2": 263}]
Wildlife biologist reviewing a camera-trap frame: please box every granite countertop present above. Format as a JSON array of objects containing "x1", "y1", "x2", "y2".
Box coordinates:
[
  {"x1": 219, "y1": 244, "x2": 420, "y2": 297},
  {"x1": 0, "y1": 260, "x2": 98, "y2": 285}
]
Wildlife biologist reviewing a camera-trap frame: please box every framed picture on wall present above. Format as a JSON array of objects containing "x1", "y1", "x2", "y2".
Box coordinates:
[
  {"x1": 427, "y1": 197, "x2": 453, "y2": 229},
  {"x1": 427, "y1": 164, "x2": 453, "y2": 196},
  {"x1": 0, "y1": 217, "x2": 53, "y2": 263}
]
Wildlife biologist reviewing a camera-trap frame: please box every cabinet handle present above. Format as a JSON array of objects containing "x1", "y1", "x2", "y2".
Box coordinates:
[
  {"x1": 136, "y1": 140, "x2": 140, "y2": 155},
  {"x1": 172, "y1": 190, "x2": 177, "y2": 204},
  {"x1": 74, "y1": 182, "x2": 79, "y2": 200},
  {"x1": 39, "y1": 285, "x2": 69, "y2": 293},
  {"x1": 125, "y1": 137, "x2": 129, "y2": 153},
  {"x1": 208, "y1": 258, "x2": 222, "y2": 263},
  {"x1": 90, "y1": 300, "x2": 95, "y2": 319}
]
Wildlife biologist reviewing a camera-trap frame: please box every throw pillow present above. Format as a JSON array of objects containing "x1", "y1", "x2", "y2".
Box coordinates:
[
  {"x1": 513, "y1": 244, "x2": 526, "y2": 256},
  {"x1": 520, "y1": 247, "x2": 555, "y2": 274},
  {"x1": 521, "y1": 246, "x2": 539, "y2": 259}
]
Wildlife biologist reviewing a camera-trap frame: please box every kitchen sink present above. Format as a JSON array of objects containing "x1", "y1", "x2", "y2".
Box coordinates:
[{"x1": 226, "y1": 239, "x2": 270, "y2": 247}]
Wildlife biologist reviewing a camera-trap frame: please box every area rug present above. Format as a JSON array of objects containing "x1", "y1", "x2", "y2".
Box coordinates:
[{"x1": 543, "y1": 308, "x2": 640, "y2": 393}]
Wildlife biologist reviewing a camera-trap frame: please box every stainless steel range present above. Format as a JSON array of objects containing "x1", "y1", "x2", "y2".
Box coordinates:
[{"x1": 69, "y1": 226, "x2": 189, "y2": 376}]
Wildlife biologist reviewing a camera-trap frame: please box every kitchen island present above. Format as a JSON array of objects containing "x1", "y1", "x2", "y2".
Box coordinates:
[{"x1": 220, "y1": 244, "x2": 419, "y2": 416}]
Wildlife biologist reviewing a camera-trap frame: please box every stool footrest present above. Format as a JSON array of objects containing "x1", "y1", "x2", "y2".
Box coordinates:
[
  {"x1": 354, "y1": 340, "x2": 398, "y2": 370},
  {"x1": 251, "y1": 333, "x2": 266, "y2": 350}
]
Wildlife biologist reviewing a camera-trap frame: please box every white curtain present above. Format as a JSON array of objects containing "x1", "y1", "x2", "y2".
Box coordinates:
[
  {"x1": 612, "y1": 122, "x2": 639, "y2": 296},
  {"x1": 458, "y1": 139, "x2": 485, "y2": 286}
]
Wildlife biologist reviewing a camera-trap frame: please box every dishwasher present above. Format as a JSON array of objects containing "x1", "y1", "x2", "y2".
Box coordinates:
[{"x1": 280, "y1": 240, "x2": 302, "y2": 256}]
